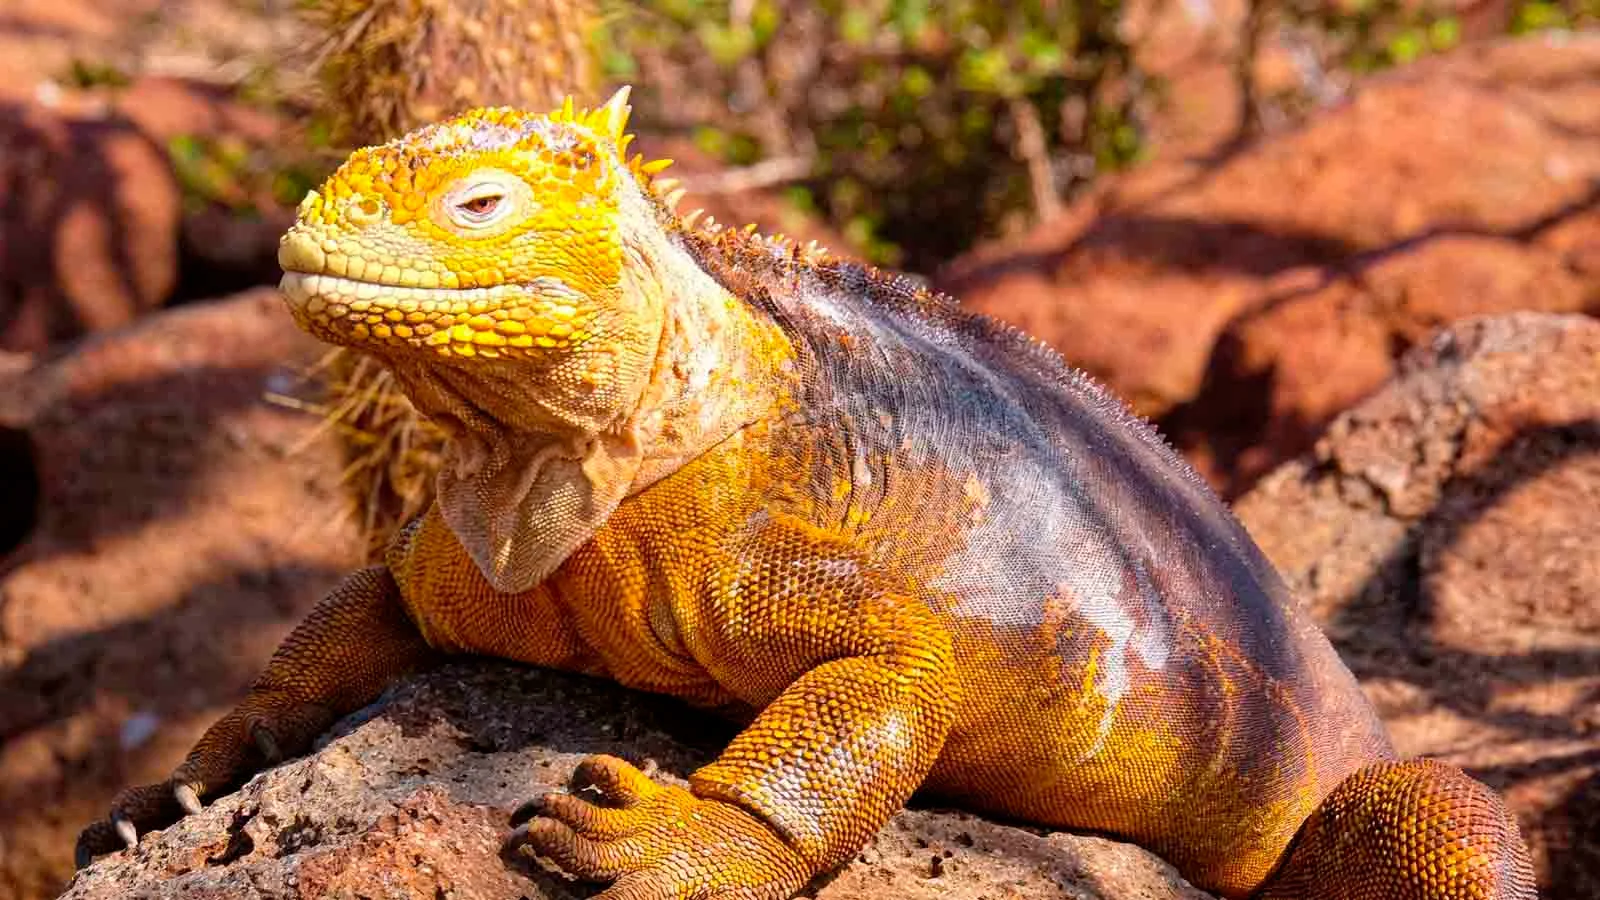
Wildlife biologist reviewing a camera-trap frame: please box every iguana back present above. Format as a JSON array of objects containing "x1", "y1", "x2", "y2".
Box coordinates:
[{"x1": 679, "y1": 235, "x2": 1395, "y2": 891}]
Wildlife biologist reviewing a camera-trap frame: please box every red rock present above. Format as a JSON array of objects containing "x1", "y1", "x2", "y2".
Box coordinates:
[
  {"x1": 1234, "y1": 313, "x2": 1600, "y2": 899},
  {"x1": 56, "y1": 665, "x2": 1213, "y2": 900},
  {"x1": 0, "y1": 102, "x2": 181, "y2": 351}
]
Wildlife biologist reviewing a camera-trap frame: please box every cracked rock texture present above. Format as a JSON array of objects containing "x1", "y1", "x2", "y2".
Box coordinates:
[
  {"x1": 58, "y1": 664, "x2": 1212, "y2": 900},
  {"x1": 1235, "y1": 312, "x2": 1600, "y2": 899}
]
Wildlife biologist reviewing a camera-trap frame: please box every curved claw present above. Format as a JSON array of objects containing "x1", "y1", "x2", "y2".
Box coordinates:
[
  {"x1": 509, "y1": 794, "x2": 550, "y2": 829},
  {"x1": 251, "y1": 724, "x2": 282, "y2": 765},
  {"x1": 74, "y1": 822, "x2": 125, "y2": 870},
  {"x1": 502, "y1": 821, "x2": 548, "y2": 865},
  {"x1": 175, "y1": 782, "x2": 203, "y2": 816},
  {"x1": 113, "y1": 816, "x2": 138, "y2": 850}
]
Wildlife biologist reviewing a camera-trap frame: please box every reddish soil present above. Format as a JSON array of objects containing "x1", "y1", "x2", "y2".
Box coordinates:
[{"x1": 0, "y1": 291, "x2": 365, "y2": 900}]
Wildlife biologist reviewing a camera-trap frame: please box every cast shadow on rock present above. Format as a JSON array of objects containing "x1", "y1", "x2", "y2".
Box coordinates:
[
  {"x1": 0, "y1": 102, "x2": 178, "y2": 353},
  {"x1": 1320, "y1": 420, "x2": 1600, "y2": 899}
]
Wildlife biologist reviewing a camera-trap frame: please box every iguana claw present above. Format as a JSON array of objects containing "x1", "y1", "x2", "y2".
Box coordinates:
[
  {"x1": 508, "y1": 796, "x2": 546, "y2": 829},
  {"x1": 175, "y1": 783, "x2": 203, "y2": 816},
  {"x1": 113, "y1": 815, "x2": 138, "y2": 849}
]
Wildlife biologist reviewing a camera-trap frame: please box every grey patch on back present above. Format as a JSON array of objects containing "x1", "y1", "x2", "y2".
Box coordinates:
[{"x1": 692, "y1": 244, "x2": 1317, "y2": 690}]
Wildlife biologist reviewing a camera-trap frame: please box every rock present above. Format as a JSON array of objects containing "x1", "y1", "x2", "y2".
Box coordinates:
[
  {"x1": 0, "y1": 0, "x2": 313, "y2": 353},
  {"x1": 58, "y1": 663, "x2": 1213, "y2": 900},
  {"x1": 0, "y1": 74, "x2": 306, "y2": 353},
  {"x1": 1234, "y1": 312, "x2": 1600, "y2": 899},
  {"x1": 0, "y1": 100, "x2": 181, "y2": 352},
  {"x1": 0, "y1": 290, "x2": 365, "y2": 900},
  {"x1": 937, "y1": 33, "x2": 1600, "y2": 497}
]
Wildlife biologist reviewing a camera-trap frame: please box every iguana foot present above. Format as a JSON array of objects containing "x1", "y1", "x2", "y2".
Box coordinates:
[
  {"x1": 1257, "y1": 758, "x2": 1536, "y2": 899},
  {"x1": 74, "y1": 694, "x2": 332, "y2": 868},
  {"x1": 506, "y1": 754, "x2": 809, "y2": 900}
]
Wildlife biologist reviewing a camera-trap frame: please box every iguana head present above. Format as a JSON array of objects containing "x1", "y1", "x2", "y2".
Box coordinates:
[
  {"x1": 277, "y1": 86, "x2": 679, "y2": 433},
  {"x1": 277, "y1": 88, "x2": 795, "y2": 590}
]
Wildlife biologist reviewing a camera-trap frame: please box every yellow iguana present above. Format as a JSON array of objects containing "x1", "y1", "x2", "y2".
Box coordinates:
[{"x1": 79, "y1": 88, "x2": 1537, "y2": 900}]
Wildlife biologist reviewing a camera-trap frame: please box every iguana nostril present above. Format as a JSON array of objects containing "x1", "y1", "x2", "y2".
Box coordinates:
[{"x1": 346, "y1": 195, "x2": 383, "y2": 226}]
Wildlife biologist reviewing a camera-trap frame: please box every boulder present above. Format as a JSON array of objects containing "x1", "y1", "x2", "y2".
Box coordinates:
[
  {"x1": 1235, "y1": 312, "x2": 1600, "y2": 899},
  {"x1": 58, "y1": 664, "x2": 1212, "y2": 900},
  {"x1": 938, "y1": 33, "x2": 1600, "y2": 497},
  {"x1": 0, "y1": 100, "x2": 181, "y2": 351}
]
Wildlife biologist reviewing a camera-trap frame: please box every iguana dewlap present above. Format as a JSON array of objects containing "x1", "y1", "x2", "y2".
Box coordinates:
[{"x1": 79, "y1": 88, "x2": 1537, "y2": 900}]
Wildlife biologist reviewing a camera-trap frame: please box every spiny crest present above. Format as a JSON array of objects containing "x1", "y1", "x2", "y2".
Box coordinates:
[
  {"x1": 541, "y1": 85, "x2": 682, "y2": 198},
  {"x1": 302, "y1": 86, "x2": 679, "y2": 231},
  {"x1": 685, "y1": 215, "x2": 833, "y2": 268},
  {"x1": 307, "y1": 84, "x2": 832, "y2": 268}
]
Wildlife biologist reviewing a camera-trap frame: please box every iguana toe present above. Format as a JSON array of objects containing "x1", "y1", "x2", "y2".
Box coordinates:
[
  {"x1": 74, "y1": 781, "x2": 187, "y2": 868},
  {"x1": 507, "y1": 754, "x2": 808, "y2": 900}
]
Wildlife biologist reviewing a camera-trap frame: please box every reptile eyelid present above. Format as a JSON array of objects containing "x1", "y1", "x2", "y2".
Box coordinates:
[
  {"x1": 447, "y1": 183, "x2": 517, "y2": 227},
  {"x1": 459, "y1": 194, "x2": 503, "y2": 217}
]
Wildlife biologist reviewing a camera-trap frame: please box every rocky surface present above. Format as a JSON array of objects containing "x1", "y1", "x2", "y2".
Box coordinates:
[
  {"x1": 939, "y1": 33, "x2": 1600, "y2": 496},
  {"x1": 1236, "y1": 312, "x2": 1600, "y2": 899},
  {"x1": 0, "y1": 290, "x2": 365, "y2": 900},
  {"x1": 58, "y1": 663, "x2": 1212, "y2": 900}
]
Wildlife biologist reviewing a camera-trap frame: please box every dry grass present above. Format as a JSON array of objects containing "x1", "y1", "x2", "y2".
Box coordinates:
[
  {"x1": 269, "y1": 350, "x2": 447, "y2": 558},
  {"x1": 302, "y1": 0, "x2": 598, "y2": 146}
]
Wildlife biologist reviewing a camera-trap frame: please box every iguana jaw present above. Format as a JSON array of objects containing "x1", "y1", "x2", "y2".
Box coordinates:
[{"x1": 276, "y1": 257, "x2": 595, "y2": 361}]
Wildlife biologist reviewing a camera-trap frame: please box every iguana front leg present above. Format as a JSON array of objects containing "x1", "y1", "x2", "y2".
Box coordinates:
[
  {"x1": 75, "y1": 565, "x2": 438, "y2": 866},
  {"x1": 507, "y1": 513, "x2": 959, "y2": 900}
]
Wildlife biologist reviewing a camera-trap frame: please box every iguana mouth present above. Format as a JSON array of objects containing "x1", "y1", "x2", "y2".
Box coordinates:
[
  {"x1": 277, "y1": 269, "x2": 586, "y2": 358},
  {"x1": 278, "y1": 226, "x2": 474, "y2": 293},
  {"x1": 278, "y1": 237, "x2": 597, "y2": 362},
  {"x1": 279, "y1": 270, "x2": 525, "y2": 314}
]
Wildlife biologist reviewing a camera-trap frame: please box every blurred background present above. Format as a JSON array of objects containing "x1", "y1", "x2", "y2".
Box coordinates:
[{"x1": 0, "y1": 1, "x2": 1596, "y2": 898}]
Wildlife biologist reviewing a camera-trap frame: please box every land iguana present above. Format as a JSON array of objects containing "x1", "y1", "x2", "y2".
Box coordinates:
[{"x1": 77, "y1": 88, "x2": 1537, "y2": 900}]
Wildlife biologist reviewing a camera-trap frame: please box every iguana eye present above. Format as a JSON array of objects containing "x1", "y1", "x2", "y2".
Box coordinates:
[
  {"x1": 436, "y1": 170, "x2": 530, "y2": 232},
  {"x1": 459, "y1": 194, "x2": 502, "y2": 217}
]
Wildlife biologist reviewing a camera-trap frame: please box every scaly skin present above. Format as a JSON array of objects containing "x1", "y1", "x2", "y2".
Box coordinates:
[{"x1": 78, "y1": 88, "x2": 1538, "y2": 900}]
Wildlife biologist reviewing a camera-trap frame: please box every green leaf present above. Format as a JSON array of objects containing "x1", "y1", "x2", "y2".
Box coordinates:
[{"x1": 1428, "y1": 16, "x2": 1460, "y2": 49}]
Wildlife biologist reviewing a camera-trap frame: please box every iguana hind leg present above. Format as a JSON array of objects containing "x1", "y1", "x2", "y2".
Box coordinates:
[
  {"x1": 1257, "y1": 758, "x2": 1536, "y2": 900},
  {"x1": 75, "y1": 565, "x2": 437, "y2": 866}
]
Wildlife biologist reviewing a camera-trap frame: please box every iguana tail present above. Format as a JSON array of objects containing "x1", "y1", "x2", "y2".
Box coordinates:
[{"x1": 1258, "y1": 758, "x2": 1537, "y2": 899}]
